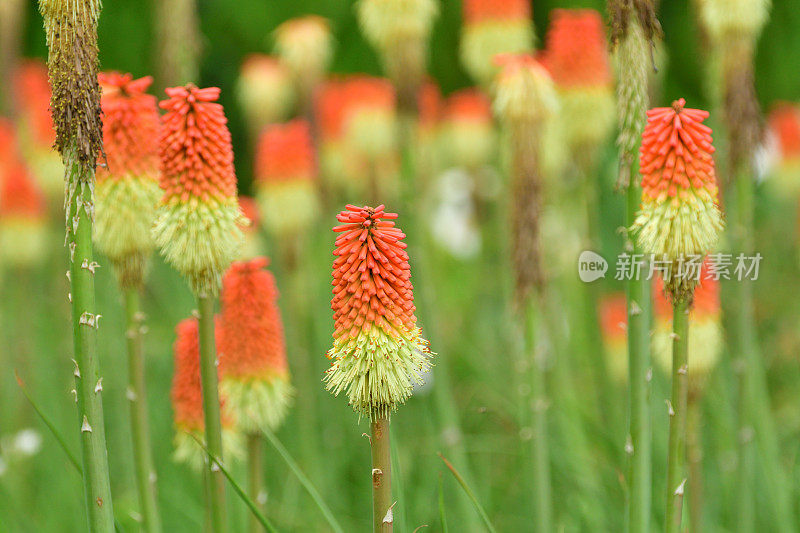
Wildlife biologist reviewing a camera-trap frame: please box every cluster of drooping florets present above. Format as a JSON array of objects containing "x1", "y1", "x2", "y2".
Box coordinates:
[
  {"x1": 217, "y1": 257, "x2": 293, "y2": 434},
  {"x1": 0, "y1": 120, "x2": 48, "y2": 268},
  {"x1": 235, "y1": 55, "x2": 295, "y2": 138},
  {"x1": 325, "y1": 205, "x2": 432, "y2": 420},
  {"x1": 652, "y1": 261, "x2": 722, "y2": 396},
  {"x1": 152, "y1": 85, "x2": 245, "y2": 296},
  {"x1": 94, "y1": 72, "x2": 162, "y2": 287},
  {"x1": 541, "y1": 9, "x2": 615, "y2": 157},
  {"x1": 274, "y1": 16, "x2": 333, "y2": 104},
  {"x1": 171, "y1": 318, "x2": 242, "y2": 468},
  {"x1": 633, "y1": 99, "x2": 724, "y2": 299},
  {"x1": 441, "y1": 89, "x2": 496, "y2": 170},
  {"x1": 12, "y1": 59, "x2": 63, "y2": 203},
  {"x1": 460, "y1": 0, "x2": 534, "y2": 88},
  {"x1": 254, "y1": 119, "x2": 320, "y2": 239}
]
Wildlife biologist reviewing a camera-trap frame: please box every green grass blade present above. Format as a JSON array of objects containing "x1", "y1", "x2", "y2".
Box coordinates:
[
  {"x1": 438, "y1": 453, "x2": 497, "y2": 533},
  {"x1": 16, "y1": 372, "x2": 126, "y2": 533},
  {"x1": 189, "y1": 435, "x2": 279, "y2": 533},
  {"x1": 260, "y1": 427, "x2": 345, "y2": 533},
  {"x1": 15, "y1": 371, "x2": 82, "y2": 473},
  {"x1": 438, "y1": 473, "x2": 448, "y2": 533}
]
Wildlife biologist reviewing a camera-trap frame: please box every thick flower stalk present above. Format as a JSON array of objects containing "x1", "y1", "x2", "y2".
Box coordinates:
[
  {"x1": 253, "y1": 119, "x2": 320, "y2": 242},
  {"x1": 171, "y1": 318, "x2": 242, "y2": 469},
  {"x1": 652, "y1": 267, "x2": 722, "y2": 396},
  {"x1": 460, "y1": 0, "x2": 533, "y2": 88},
  {"x1": 0, "y1": 130, "x2": 48, "y2": 268},
  {"x1": 95, "y1": 72, "x2": 161, "y2": 287},
  {"x1": 493, "y1": 53, "x2": 557, "y2": 533},
  {"x1": 653, "y1": 264, "x2": 722, "y2": 533},
  {"x1": 441, "y1": 89, "x2": 496, "y2": 171},
  {"x1": 12, "y1": 59, "x2": 63, "y2": 201},
  {"x1": 273, "y1": 16, "x2": 332, "y2": 115},
  {"x1": 235, "y1": 55, "x2": 295, "y2": 140},
  {"x1": 94, "y1": 71, "x2": 163, "y2": 533},
  {"x1": 541, "y1": 9, "x2": 615, "y2": 161},
  {"x1": 39, "y1": 0, "x2": 115, "y2": 529},
  {"x1": 218, "y1": 257, "x2": 293, "y2": 434},
  {"x1": 766, "y1": 103, "x2": 800, "y2": 196},
  {"x1": 634, "y1": 99, "x2": 724, "y2": 298},
  {"x1": 599, "y1": 293, "x2": 629, "y2": 385},
  {"x1": 153, "y1": 84, "x2": 245, "y2": 297},
  {"x1": 608, "y1": 3, "x2": 660, "y2": 531},
  {"x1": 154, "y1": 84, "x2": 244, "y2": 532},
  {"x1": 326, "y1": 205, "x2": 431, "y2": 532},
  {"x1": 357, "y1": 0, "x2": 438, "y2": 111}
]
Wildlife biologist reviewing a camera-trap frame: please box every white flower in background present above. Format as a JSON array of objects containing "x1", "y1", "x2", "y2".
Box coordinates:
[
  {"x1": 13, "y1": 429, "x2": 42, "y2": 457},
  {"x1": 430, "y1": 168, "x2": 482, "y2": 259}
]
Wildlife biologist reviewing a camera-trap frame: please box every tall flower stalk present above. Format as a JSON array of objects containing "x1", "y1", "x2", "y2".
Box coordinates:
[
  {"x1": 325, "y1": 205, "x2": 432, "y2": 532},
  {"x1": 94, "y1": 72, "x2": 163, "y2": 533},
  {"x1": 39, "y1": 0, "x2": 115, "y2": 529},
  {"x1": 608, "y1": 2, "x2": 660, "y2": 530},
  {"x1": 493, "y1": 54, "x2": 557, "y2": 532},
  {"x1": 155, "y1": 0, "x2": 200, "y2": 90},
  {"x1": 633, "y1": 99, "x2": 724, "y2": 533},
  {"x1": 154, "y1": 85, "x2": 245, "y2": 532}
]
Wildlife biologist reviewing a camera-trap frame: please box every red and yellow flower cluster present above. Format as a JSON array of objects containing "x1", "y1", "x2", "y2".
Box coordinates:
[{"x1": 325, "y1": 205, "x2": 432, "y2": 419}]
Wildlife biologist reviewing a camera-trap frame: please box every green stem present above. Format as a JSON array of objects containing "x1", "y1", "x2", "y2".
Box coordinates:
[
  {"x1": 371, "y1": 417, "x2": 393, "y2": 533},
  {"x1": 687, "y1": 398, "x2": 703, "y2": 533},
  {"x1": 627, "y1": 171, "x2": 652, "y2": 533},
  {"x1": 665, "y1": 299, "x2": 689, "y2": 533},
  {"x1": 247, "y1": 433, "x2": 264, "y2": 533},
  {"x1": 524, "y1": 299, "x2": 552, "y2": 533},
  {"x1": 124, "y1": 287, "x2": 162, "y2": 533},
  {"x1": 197, "y1": 294, "x2": 227, "y2": 532},
  {"x1": 69, "y1": 163, "x2": 115, "y2": 532}
]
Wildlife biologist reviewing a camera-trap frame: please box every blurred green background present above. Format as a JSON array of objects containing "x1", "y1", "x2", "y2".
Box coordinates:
[{"x1": 2, "y1": 1, "x2": 800, "y2": 532}]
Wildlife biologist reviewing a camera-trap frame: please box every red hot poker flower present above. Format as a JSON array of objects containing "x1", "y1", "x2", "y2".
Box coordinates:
[
  {"x1": 98, "y1": 72, "x2": 159, "y2": 178},
  {"x1": 541, "y1": 9, "x2": 611, "y2": 88},
  {"x1": 218, "y1": 257, "x2": 293, "y2": 432},
  {"x1": 254, "y1": 120, "x2": 316, "y2": 183},
  {"x1": 331, "y1": 205, "x2": 415, "y2": 338},
  {"x1": 159, "y1": 85, "x2": 237, "y2": 203},
  {"x1": 634, "y1": 99, "x2": 724, "y2": 270},
  {"x1": 326, "y1": 205, "x2": 432, "y2": 419},
  {"x1": 154, "y1": 84, "x2": 245, "y2": 296},
  {"x1": 219, "y1": 257, "x2": 288, "y2": 378}
]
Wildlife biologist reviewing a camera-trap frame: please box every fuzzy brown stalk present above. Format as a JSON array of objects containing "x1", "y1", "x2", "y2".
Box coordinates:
[
  {"x1": 154, "y1": 0, "x2": 201, "y2": 90},
  {"x1": 510, "y1": 122, "x2": 543, "y2": 310}
]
